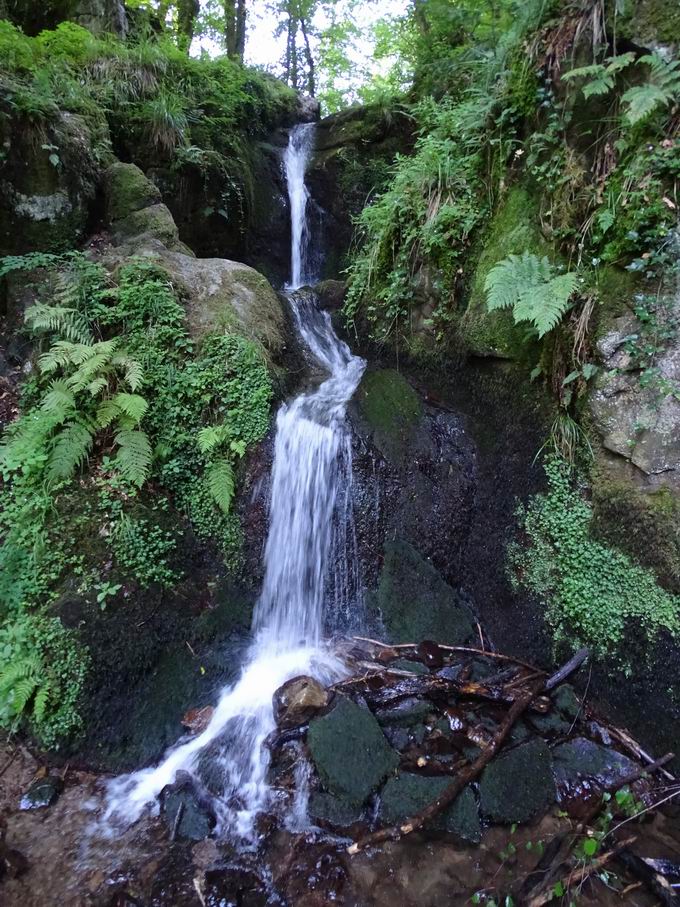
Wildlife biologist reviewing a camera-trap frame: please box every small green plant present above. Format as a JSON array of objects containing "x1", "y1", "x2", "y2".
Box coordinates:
[{"x1": 95, "y1": 581, "x2": 122, "y2": 610}]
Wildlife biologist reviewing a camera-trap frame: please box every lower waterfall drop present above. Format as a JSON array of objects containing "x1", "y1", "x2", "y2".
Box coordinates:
[{"x1": 104, "y1": 123, "x2": 366, "y2": 841}]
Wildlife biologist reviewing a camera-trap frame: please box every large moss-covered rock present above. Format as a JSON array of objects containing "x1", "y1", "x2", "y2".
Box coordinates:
[
  {"x1": 307, "y1": 697, "x2": 399, "y2": 806},
  {"x1": 4, "y1": 0, "x2": 127, "y2": 36},
  {"x1": 462, "y1": 186, "x2": 550, "y2": 358},
  {"x1": 617, "y1": 0, "x2": 680, "y2": 48},
  {"x1": 371, "y1": 538, "x2": 475, "y2": 645},
  {"x1": 479, "y1": 739, "x2": 556, "y2": 823},
  {"x1": 379, "y1": 773, "x2": 481, "y2": 843},
  {"x1": 104, "y1": 161, "x2": 162, "y2": 222},
  {"x1": 353, "y1": 369, "x2": 422, "y2": 461}
]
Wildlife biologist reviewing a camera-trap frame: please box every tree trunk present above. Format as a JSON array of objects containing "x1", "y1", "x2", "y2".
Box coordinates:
[
  {"x1": 287, "y1": 12, "x2": 298, "y2": 90},
  {"x1": 235, "y1": 0, "x2": 246, "y2": 60},
  {"x1": 299, "y1": 16, "x2": 315, "y2": 96},
  {"x1": 177, "y1": 0, "x2": 199, "y2": 53},
  {"x1": 224, "y1": 0, "x2": 237, "y2": 57}
]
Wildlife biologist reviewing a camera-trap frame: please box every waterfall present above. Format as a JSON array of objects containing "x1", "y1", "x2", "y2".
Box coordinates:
[{"x1": 104, "y1": 124, "x2": 365, "y2": 842}]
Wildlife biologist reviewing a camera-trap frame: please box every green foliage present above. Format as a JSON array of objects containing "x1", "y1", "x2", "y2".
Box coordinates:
[
  {"x1": 484, "y1": 251, "x2": 580, "y2": 338},
  {"x1": 0, "y1": 252, "x2": 274, "y2": 744},
  {"x1": 509, "y1": 457, "x2": 680, "y2": 658}
]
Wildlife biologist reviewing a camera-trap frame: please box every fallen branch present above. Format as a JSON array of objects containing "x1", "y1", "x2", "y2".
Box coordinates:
[
  {"x1": 544, "y1": 647, "x2": 589, "y2": 690},
  {"x1": 606, "y1": 725, "x2": 676, "y2": 783},
  {"x1": 526, "y1": 835, "x2": 636, "y2": 907},
  {"x1": 351, "y1": 637, "x2": 544, "y2": 674},
  {"x1": 347, "y1": 680, "x2": 543, "y2": 854},
  {"x1": 616, "y1": 850, "x2": 680, "y2": 906}
]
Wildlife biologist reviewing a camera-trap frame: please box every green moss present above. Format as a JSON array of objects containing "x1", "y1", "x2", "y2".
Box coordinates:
[
  {"x1": 510, "y1": 457, "x2": 680, "y2": 658},
  {"x1": 354, "y1": 368, "x2": 422, "y2": 460},
  {"x1": 462, "y1": 186, "x2": 551, "y2": 358},
  {"x1": 618, "y1": 0, "x2": 680, "y2": 47},
  {"x1": 591, "y1": 469, "x2": 680, "y2": 594},
  {"x1": 113, "y1": 202, "x2": 181, "y2": 246},
  {"x1": 479, "y1": 739, "x2": 556, "y2": 824},
  {"x1": 104, "y1": 161, "x2": 162, "y2": 223},
  {"x1": 594, "y1": 264, "x2": 638, "y2": 330}
]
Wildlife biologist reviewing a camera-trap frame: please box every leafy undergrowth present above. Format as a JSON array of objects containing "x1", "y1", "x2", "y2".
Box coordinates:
[
  {"x1": 509, "y1": 457, "x2": 680, "y2": 663},
  {"x1": 0, "y1": 253, "x2": 273, "y2": 745}
]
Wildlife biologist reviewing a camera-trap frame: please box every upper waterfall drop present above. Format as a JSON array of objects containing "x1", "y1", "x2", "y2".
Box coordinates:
[
  {"x1": 285, "y1": 123, "x2": 317, "y2": 289},
  {"x1": 103, "y1": 120, "x2": 365, "y2": 844}
]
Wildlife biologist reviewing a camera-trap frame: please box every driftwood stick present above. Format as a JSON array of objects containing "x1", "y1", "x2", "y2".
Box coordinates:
[
  {"x1": 606, "y1": 725, "x2": 676, "y2": 782},
  {"x1": 347, "y1": 681, "x2": 542, "y2": 855},
  {"x1": 351, "y1": 638, "x2": 544, "y2": 674},
  {"x1": 526, "y1": 835, "x2": 637, "y2": 907},
  {"x1": 544, "y1": 647, "x2": 589, "y2": 690},
  {"x1": 616, "y1": 851, "x2": 680, "y2": 906}
]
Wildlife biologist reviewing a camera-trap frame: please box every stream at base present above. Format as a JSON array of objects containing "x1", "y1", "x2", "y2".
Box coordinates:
[{"x1": 103, "y1": 123, "x2": 366, "y2": 842}]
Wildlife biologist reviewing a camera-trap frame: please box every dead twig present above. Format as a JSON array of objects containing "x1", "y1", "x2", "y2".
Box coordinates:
[
  {"x1": 347, "y1": 680, "x2": 543, "y2": 854},
  {"x1": 544, "y1": 647, "x2": 589, "y2": 690},
  {"x1": 526, "y1": 836, "x2": 637, "y2": 907}
]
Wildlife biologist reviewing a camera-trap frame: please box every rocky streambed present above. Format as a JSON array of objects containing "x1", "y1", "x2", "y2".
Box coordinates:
[{"x1": 3, "y1": 637, "x2": 680, "y2": 906}]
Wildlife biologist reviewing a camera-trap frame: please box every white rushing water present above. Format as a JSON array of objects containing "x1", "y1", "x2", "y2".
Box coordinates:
[{"x1": 104, "y1": 123, "x2": 366, "y2": 842}]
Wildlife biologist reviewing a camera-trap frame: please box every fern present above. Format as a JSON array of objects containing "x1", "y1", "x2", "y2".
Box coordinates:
[
  {"x1": 622, "y1": 54, "x2": 680, "y2": 123},
  {"x1": 206, "y1": 457, "x2": 235, "y2": 513},
  {"x1": 113, "y1": 354, "x2": 144, "y2": 392},
  {"x1": 25, "y1": 303, "x2": 92, "y2": 344},
  {"x1": 33, "y1": 682, "x2": 51, "y2": 723},
  {"x1": 197, "y1": 424, "x2": 230, "y2": 454},
  {"x1": 0, "y1": 654, "x2": 41, "y2": 719},
  {"x1": 562, "y1": 53, "x2": 635, "y2": 98},
  {"x1": 485, "y1": 251, "x2": 579, "y2": 338},
  {"x1": 114, "y1": 429, "x2": 152, "y2": 487},
  {"x1": 47, "y1": 420, "x2": 95, "y2": 482},
  {"x1": 97, "y1": 392, "x2": 147, "y2": 428}
]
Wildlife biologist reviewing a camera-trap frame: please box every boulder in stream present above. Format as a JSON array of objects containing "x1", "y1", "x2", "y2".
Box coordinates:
[
  {"x1": 379, "y1": 773, "x2": 482, "y2": 843},
  {"x1": 19, "y1": 775, "x2": 63, "y2": 810},
  {"x1": 479, "y1": 738, "x2": 556, "y2": 824},
  {"x1": 160, "y1": 771, "x2": 216, "y2": 841},
  {"x1": 307, "y1": 696, "x2": 399, "y2": 806},
  {"x1": 273, "y1": 675, "x2": 329, "y2": 729}
]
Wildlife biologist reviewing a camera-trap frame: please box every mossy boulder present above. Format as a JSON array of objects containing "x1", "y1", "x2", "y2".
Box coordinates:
[
  {"x1": 353, "y1": 368, "x2": 423, "y2": 461},
  {"x1": 371, "y1": 538, "x2": 475, "y2": 645},
  {"x1": 307, "y1": 697, "x2": 400, "y2": 807},
  {"x1": 479, "y1": 739, "x2": 556, "y2": 823},
  {"x1": 104, "y1": 161, "x2": 162, "y2": 222},
  {"x1": 379, "y1": 774, "x2": 481, "y2": 843},
  {"x1": 462, "y1": 186, "x2": 550, "y2": 358}
]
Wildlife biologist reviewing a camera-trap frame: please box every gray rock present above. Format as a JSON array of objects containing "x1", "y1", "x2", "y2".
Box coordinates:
[
  {"x1": 375, "y1": 697, "x2": 433, "y2": 728},
  {"x1": 479, "y1": 739, "x2": 556, "y2": 823},
  {"x1": 552, "y1": 737, "x2": 637, "y2": 794},
  {"x1": 308, "y1": 791, "x2": 362, "y2": 828},
  {"x1": 19, "y1": 776, "x2": 63, "y2": 810},
  {"x1": 160, "y1": 771, "x2": 216, "y2": 841},
  {"x1": 307, "y1": 697, "x2": 399, "y2": 806}
]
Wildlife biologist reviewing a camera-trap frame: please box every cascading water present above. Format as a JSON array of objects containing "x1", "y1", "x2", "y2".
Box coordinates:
[{"x1": 104, "y1": 123, "x2": 365, "y2": 842}]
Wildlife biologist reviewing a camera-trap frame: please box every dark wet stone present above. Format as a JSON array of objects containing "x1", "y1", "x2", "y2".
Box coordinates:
[
  {"x1": 307, "y1": 696, "x2": 400, "y2": 806},
  {"x1": 379, "y1": 773, "x2": 481, "y2": 843},
  {"x1": 416, "y1": 640, "x2": 444, "y2": 670},
  {"x1": 160, "y1": 771, "x2": 216, "y2": 841},
  {"x1": 552, "y1": 738, "x2": 637, "y2": 793},
  {"x1": 273, "y1": 675, "x2": 329, "y2": 729},
  {"x1": 479, "y1": 739, "x2": 556, "y2": 824},
  {"x1": 19, "y1": 775, "x2": 63, "y2": 810},
  {"x1": 202, "y1": 865, "x2": 269, "y2": 907},
  {"x1": 390, "y1": 658, "x2": 430, "y2": 676},
  {"x1": 309, "y1": 792, "x2": 362, "y2": 829},
  {"x1": 0, "y1": 843, "x2": 28, "y2": 879},
  {"x1": 552, "y1": 684, "x2": 581, "y2": 721},
  {"x1": 529, "y1": 710, "x2": 572, "y2": 737},
  {"x1": 375, "y1": 697, "x2": 433, "y2": 728},
  {"x1": 384, "y1": 727, "x2": 410, "y2": 750},
  {"x1": 373, "y1": 539, "x2": 475, "y2": 645}
]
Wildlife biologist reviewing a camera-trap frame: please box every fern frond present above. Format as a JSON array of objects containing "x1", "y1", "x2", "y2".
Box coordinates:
[
  {"x1": 40, "y1": 380, "x2": 76, "y2": 420},
  {"x1": 111, "y1": 393, "x2": 148, "y2": 425},
  {"x1": 622, "y1": 53, "x2": 680, "y2": 123},
  {"x1": 114, "y1": 429, "x2": 152, "y2": 487},
  {"x1": 113, "y1": 354, "x2": 144, "y2": 391},
  {"x1": 33, "y1": 682, "x2": 50, "y2": 723},
  {"x1": 513, "y1": 272, "x2": 579, "y2": 338},
  {"x1": 197, "y1": 424, "x2": 229, "y2": 454},
  {"x1": 47, "y1": 420, "x2": 94, "y2": 482},
  {"x1": 206, "y1": 457, "x2": 235, "y2": 513},
  {"x1": 485, "y1": 252, "x2": 551, "y2": 312},
  {"x1": 25, "y1": 304, "x2": 92, "y2": 344},
  {"x1": 10, "y1": 676, "x2": 39, "y2": 717}
]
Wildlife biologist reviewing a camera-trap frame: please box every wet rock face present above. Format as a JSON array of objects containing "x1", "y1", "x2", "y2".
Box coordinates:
[
  {"x1": 307, "y1": 697, "x2": 400, "y2": 806},
  {"x1": 347, "y1": 368, "x2": 477, "y2": 637},
  {"x1": 160, "y1": 771, "x2": 216, "y2": 841},
  {"x1": 19, "y1": 776, "x2": 63, "y2": 811}
]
